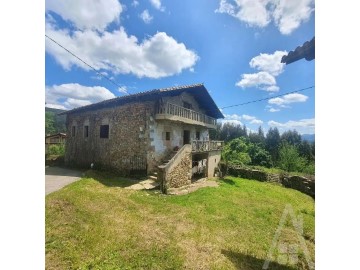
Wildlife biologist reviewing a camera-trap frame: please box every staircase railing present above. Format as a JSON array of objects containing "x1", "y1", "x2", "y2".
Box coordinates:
[{"x1": 191, "y1": 140, "x2": 224, "y2": 152}]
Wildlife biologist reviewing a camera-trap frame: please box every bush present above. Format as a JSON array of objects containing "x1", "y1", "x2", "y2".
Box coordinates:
[
  {"x1": 47, "y1": 144, "x2": 65, "y2": 156},
  {"x1": 278, "y1": 143, "x2": 306, "y2": 172}
]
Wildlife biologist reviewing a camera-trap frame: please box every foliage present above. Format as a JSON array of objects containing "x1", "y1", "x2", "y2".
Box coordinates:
[
  {"x1": 265, "y1": 127, "x2": 281, "y2": 163},
  {"x1": 222, "y1": 137, "x2": 272, "y2": 167},
  {"x1": 45, "y1": 112, "x2": 56, "y2": 135},
  {"x1": 280, "y1": 129, "x2": 302, "y2": 146},
  {"x1": 222, "y1": 137, "x2": 251, "y2": 165},
  {"x1": 45, "y1": 107, "x2": 67, "y2": 135},
  {"x1": 278, "y1": 143, "x2": 307, "y2": 172},
  {"x1": 47, "y1": 144, "x2": 65, "y2": 156},
  {"x1": 248, "y1": 144, "x2": 272, "y2": 167},
  {"x1": 46, "y1": 174, "x2": 314, "y2": 269},
  {"x1": 217, "y1": 122, "x2": 247, "y2": 142},
  {"x1": 248, "y1": 126, "x2": 265, "y2": 146}
]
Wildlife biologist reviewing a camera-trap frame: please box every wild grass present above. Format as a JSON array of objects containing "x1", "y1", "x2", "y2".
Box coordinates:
[{"x1": 46, "y1": 172, "x2": 314, "y2": 269}]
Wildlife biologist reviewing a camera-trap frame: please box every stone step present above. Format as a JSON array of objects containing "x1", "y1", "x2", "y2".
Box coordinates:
[{"x1": 149, "y1": 175, "x2": 157, "y2": 180}]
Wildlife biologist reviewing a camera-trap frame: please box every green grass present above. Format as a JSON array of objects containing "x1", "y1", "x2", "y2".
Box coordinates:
[{"x1": 46, "y1": 171, "x2": 315, "y2": 270}]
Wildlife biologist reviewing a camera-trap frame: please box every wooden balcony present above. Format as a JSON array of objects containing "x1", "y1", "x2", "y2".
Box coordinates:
[
  {"x1": 191, "y1": 140, "x2": 224, "y2": 153},
  {"x1": 155, "y1": 103, "x2": 217, "y2": 129}
]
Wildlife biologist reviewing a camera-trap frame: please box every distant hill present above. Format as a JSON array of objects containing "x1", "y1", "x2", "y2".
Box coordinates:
[
  {"x1": 45, "y1": 107, "x2": 67, "y2": 135},
  {"x1": 301, "y1": 134, "x2": 315, "y2": 142}
]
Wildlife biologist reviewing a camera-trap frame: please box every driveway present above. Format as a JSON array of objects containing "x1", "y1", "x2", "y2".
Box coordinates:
[{"x1": 45, "y1": 166, "x2": 83, "y2": 195}]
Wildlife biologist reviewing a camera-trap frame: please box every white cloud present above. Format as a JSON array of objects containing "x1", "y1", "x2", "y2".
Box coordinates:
[
  {"x1": 140, "y1": 10, "x2": 153, "y2": 23},
  {"x1": 216, "y1": 0, "x2": 270, "y2": 28},
  {"x1": 249, "y1": 51, "x2": 287, "y2": 76},
  {"x1": 268, "y1": 93, "x2": 308, "y2": 106},
  {"x1": 46, "y1": 0, "x2": 122, "y2": 31},
  {"x1": 150, "y1": 0, "x2": 165, "y2": 11},
  {"x1": 219, "y1": 119, "x2": 243, "y2": 126},
  {"x1": 236, "y1": 50, "x2": 289, "y2": 91},
  {"x1": 236, "y1": 71, "x2": 278, "y2": 91},
  {"x1": 268, "y1": 118, "x2": 315, "y2": 134},
  {"x1": 223, "y1": 113, "x2": 263, "y2": 125},
  {"x1": 215, "y1": 0, "x2": 314, "y2": 35},
  {"x1": 242, "y1": 114, "x2": 256, "y2": 121},
  {"x1": 46, "y1": 103, "x2": 67, "y2": 110},
  {"x1": 272, "y1": 0, "x2": 315, "y2": 35},
  {"x1": 118, "y1": 86, "x2": 128, "y2": 94},
  {"x1": 46, "y1": 83, "x2": 116, "y2": 110},
  {"x1": 250, "y1": 119, "x2": 263, "y2": 125},
  {"x1": 45, "y1": 21, "x2": 199, "y2": 78},
  {"x1": 224, "y1": 113, "x2": 242, "y2": 120},
  {"x1": 268, "y1": 107, "x2": 280, "y2": 112},
  {"x1": 132, "y1": 0, "x2": 139, "y2": 7}
]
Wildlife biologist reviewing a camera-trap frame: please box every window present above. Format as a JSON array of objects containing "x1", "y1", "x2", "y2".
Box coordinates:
[
  {"x1": 165, "y1": 132, "x2": 171, "y2": 141},
  {"x1": 196, "y1": 131, "x2": 200, "y2": 140},
  {"x1": 100, "y1": 125, "x2": 109, "y2": 138},
  {"x1": 183, "y1": 101, "x2": 192, "y2": 109},
  {"x1": 71, "y1": 126, "x2": 76, "y2": 137},
  {"x1": 84, "y1": 125, "x2": 89, "y2": 138}
]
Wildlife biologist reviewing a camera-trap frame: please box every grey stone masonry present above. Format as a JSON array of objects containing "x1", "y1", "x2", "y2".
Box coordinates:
[{"x1": 65, "y1": 101, "x2": 155, "y2": 174}]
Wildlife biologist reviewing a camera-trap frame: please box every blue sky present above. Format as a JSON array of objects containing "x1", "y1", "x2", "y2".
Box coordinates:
[{"x1": 45, "y1": 0, "x2": 315, "y2": 134}]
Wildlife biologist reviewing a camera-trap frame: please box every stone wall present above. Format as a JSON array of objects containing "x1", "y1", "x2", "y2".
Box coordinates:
[
  {"x1": 281, "y1": 175, "x2": 315, "y2": 198},
  {"x1": 167, "y1": 152, "x2": 191, "y2": 188},
  {"x1": 224, "y1": 165, "x2": 315, "y2": 198},
  {"x1": 159, "y1": 144, "x2": 192, "y2": 193},
  {"x1": 65, "y1": 101, "x2": 155, "y2": 174}
]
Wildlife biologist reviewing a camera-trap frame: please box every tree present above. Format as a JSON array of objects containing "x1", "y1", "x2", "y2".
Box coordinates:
[
  {"x1": 265, "y1": 127, "x2": 281, "y2": 163},
  {"x1": 298, "y1": 140, "x2": 314, "y2": 162},
  {"x1": 278, "y1": 143, "x2": 306, "y2": 172},
  {"x1": 222, "y1": 137, "x2": 251, "y2": 165},
  {"x1": 281, "y1": 129, "x2": 302, "y2": 146},
  {"x1": 249, "y1": 126, "x2": 266, "y2": 146},
  {"x1": 218, "y1": 122, "x2": 247, "y2": 142},
  {"x1": 45, "y1": 112, "x2": 56, "y2": 135},
  {"x1": 248, "y1": 144, "x2": 272, "y2": 167}
]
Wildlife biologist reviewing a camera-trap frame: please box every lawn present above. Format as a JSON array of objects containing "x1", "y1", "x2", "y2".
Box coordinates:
[{"x1": 46, "y1": 171, "x2": 315, "y2": 270}]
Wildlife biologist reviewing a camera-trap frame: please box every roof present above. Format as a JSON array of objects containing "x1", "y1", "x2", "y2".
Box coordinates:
[
  {"x1": 281, "y1": 37, "x2": 315, "y2": 65},
  {"x1": 59, "y1": 83, "x2": 224, "y2": 119},
  {"x1": 45, "y1": 133, "x2": 67, "y2": 138}
]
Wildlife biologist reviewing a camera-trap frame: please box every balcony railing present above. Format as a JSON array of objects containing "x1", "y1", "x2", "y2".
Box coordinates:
[
  {"x1": 191, "y1": 140, "x2": 224, "y2": 152},
  {"x1": 156, "y1": 102, "x2": 216, "y2": 127}
]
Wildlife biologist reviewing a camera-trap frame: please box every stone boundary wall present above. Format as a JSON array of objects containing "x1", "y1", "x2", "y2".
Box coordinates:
[{"x1": 224, "y1": 165, "x2": 315, "y2": 198}]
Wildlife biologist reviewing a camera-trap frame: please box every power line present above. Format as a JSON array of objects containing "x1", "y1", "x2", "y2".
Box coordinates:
[
  {"x1": 45, "y1": 34, "x2": 128, "y2": 94},
  {"x1": 220, "y1": 85, "x2": 314, "y2": 110}
]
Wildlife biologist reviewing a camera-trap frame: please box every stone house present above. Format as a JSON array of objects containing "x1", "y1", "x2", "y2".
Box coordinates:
[{"x1": 60, "y1": 83, "x2": 224, "y2": 193}]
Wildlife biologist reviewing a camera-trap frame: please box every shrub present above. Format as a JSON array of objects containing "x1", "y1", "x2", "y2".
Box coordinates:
[
  {"x1": 278, "y1": 143, "x2": 306, "y2": 172},
  {"x1": 47, "y1": 144, "x2": 65, "y2": 156}
]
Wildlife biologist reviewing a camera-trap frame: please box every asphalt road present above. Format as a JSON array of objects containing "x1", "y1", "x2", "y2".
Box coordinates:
[{"x1": 45, "y1": 166, "x2": 83, "y2": 195}]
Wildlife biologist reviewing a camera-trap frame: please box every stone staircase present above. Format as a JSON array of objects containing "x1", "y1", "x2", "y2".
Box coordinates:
[{"x1": 158, "y1": 150, "x2": 178, "y2": 167}]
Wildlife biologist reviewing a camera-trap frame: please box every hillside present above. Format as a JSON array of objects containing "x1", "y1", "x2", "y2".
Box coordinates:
[
  {"x1": 46, "y1": 173, "x2": 315, "y2": 269},
  {"x1": 45, "y1": 107, "x2": 67, "y2": 135}
]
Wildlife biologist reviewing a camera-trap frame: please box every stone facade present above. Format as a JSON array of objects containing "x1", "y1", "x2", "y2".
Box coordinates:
[
  {"x1": 167, "y1": 151, "x2": 192, "y2": 188},
  {"x1": 65, "y1": 101, "x2": 155, "y2": 174}
]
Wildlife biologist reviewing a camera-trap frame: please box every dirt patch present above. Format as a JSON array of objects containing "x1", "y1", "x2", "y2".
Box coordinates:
[{"x1": 167, "y1": 178, "x2": 219, "y2": 195}]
